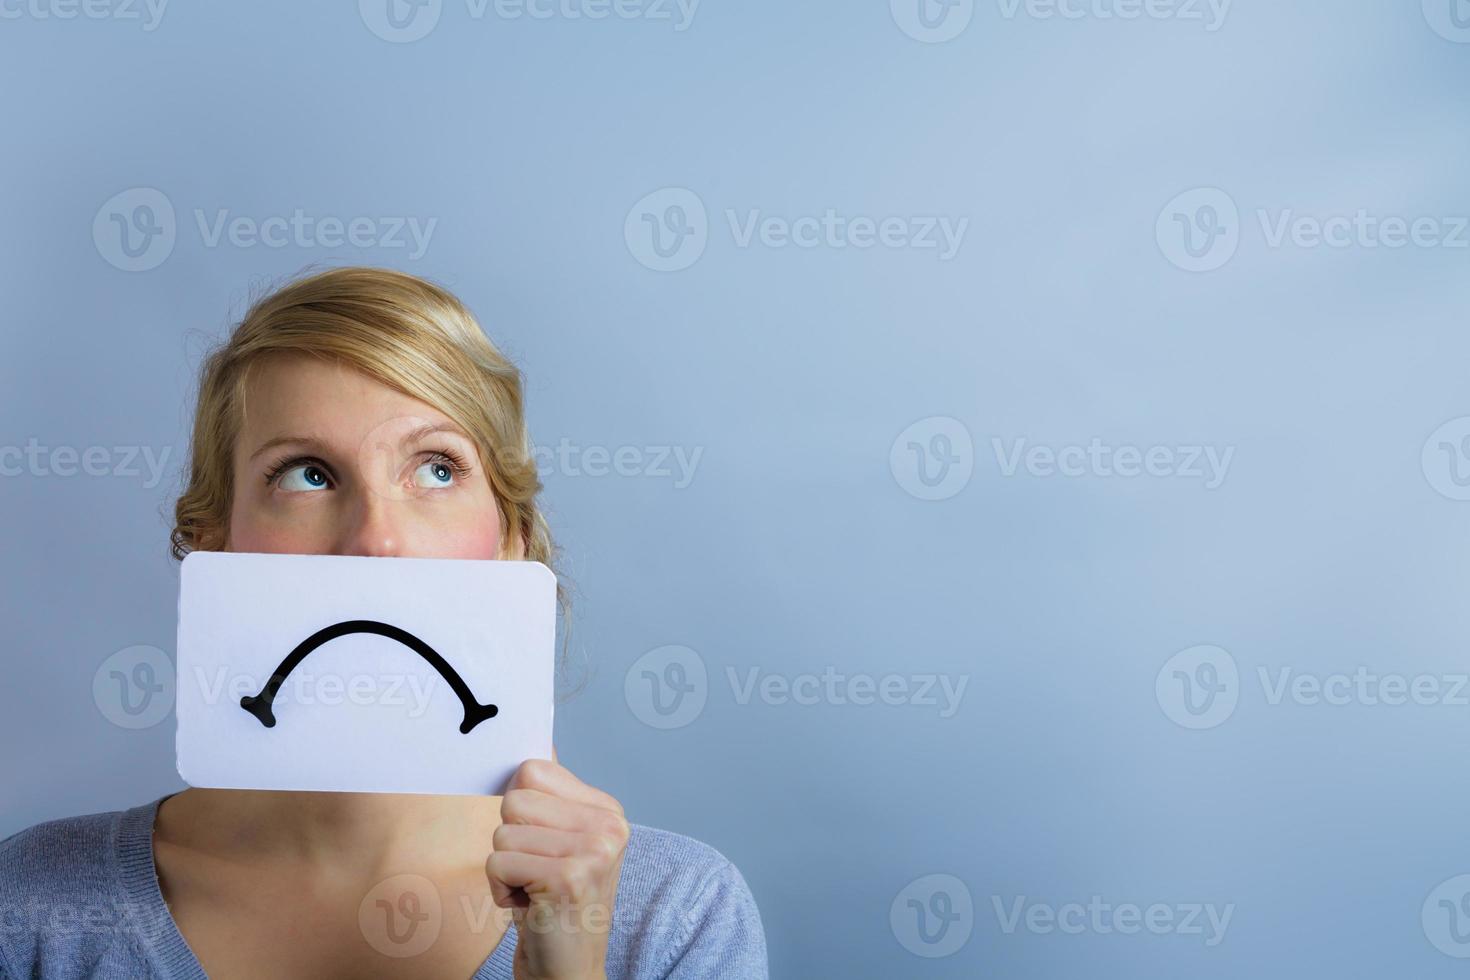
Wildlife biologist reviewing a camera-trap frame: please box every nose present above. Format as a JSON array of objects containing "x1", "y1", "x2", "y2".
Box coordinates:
[{"x1": 335, "y1": 490, "x2": 402, "y2": 558}]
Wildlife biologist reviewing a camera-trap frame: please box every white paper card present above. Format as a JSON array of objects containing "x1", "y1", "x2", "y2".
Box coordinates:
[{"x1": 175, "y1": 552, "x2": 556, "y2": 796}]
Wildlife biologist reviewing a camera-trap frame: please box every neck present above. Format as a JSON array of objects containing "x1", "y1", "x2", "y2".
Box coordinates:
[{"x1": 157, "y1": 787, "x2": 503, "y2": 878}]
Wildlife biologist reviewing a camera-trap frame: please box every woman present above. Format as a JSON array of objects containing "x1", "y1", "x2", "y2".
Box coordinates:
[{"x1": 0, "y1": 267, "x2": 768, "y2": 979}]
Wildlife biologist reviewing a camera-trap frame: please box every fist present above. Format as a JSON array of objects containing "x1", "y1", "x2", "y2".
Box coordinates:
[{"x1": 486, "y1": 755, "x2": 630, "y2": 980}]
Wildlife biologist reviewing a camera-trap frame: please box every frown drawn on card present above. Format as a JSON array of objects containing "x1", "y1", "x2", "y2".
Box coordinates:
[{"x1": 239, "y1": 618, "x2": 500, "y2": 734}]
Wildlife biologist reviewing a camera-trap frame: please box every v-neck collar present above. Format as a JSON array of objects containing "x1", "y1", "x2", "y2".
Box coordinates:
[{"x1": 114, "y1": 795, "x2": 517, "y2": 979}]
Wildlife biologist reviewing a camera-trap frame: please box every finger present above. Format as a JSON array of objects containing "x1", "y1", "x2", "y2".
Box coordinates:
[
  {"x1": 491, "y1": 823, "x2": 587, "y2": 859},
  {"x1": 500, "y1": 788, "x2": 629, "y2": 837},
  {"x1": 486, "y1": 870, "x2": 522, "y2": 909},
  {"x1": 507, "y1": 759, "x2": 622, "y2": 814},
  {"x1": 485, "y1": 851, "x2": 603, "y2": 904}
]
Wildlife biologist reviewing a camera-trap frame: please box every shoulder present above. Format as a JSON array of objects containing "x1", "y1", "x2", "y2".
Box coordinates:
[
  {"x1": 606, "y1": 823, "x2": 768, "y2": 979},
  {"x1": 0, "y1": 801, "x2": 166, "y2": 980},
  {"x1": 0, "y1": 806, "x2": 122, "y2": 890}
]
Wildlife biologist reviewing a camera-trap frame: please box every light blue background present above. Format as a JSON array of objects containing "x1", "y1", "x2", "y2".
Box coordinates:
[{"x1": 4, "y1": 1, "x2": 1470, "y2": 976}]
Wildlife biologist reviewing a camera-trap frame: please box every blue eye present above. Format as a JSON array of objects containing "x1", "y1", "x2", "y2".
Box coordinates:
[
  {"x1": 413, "y1": 458, "x2": 457, "y2": 489},
  {"x1": 278, "y1": 463, "x2": 330, "y2": 492}
]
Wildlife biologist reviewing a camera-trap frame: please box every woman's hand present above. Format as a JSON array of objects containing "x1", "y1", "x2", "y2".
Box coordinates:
[{"x1": 486, "y1": 752, "x2": 630, "y2": 980}]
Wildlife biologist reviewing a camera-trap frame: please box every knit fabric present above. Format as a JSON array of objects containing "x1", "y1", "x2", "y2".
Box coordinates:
[{"x1": 0, "y1": 796, "x2": 767, "y2": 979}]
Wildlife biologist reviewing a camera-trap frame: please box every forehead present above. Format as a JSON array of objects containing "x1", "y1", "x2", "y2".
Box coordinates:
[{"x1": 236, "y1": 353, "x2": 460, "y2": 450}]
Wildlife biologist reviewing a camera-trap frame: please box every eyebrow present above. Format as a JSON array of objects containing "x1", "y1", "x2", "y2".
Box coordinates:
[{"x1": 247, "y1": 422, "x2": 473, "y2": 463}]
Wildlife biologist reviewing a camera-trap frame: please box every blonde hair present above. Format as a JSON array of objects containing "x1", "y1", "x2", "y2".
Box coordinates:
[{"x1": 171, "y1": 267, "x2": 561, "y2": 607}]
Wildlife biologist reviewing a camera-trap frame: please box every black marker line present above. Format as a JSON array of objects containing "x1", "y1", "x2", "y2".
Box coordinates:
[{"x1": 239, "y1": 619, "x2": 498, "y2": 734}]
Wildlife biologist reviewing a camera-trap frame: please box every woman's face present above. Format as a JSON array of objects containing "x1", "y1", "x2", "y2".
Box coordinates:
[{"x1": 225, "y1": 353, "x2": 517, "y2": 561}]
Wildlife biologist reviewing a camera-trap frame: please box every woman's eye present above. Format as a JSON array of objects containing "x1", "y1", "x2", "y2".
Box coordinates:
[
  {"x1": 412, "y1": 459, "x2": 457, "y2": 489},
  {"x1": 278, "y1": 464, "x2": 330, "y2": 492}
]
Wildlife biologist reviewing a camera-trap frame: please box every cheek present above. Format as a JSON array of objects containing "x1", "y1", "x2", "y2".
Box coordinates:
[
  {"x1": 431, "y1": 507, "x2": 502, "y2": 560},
  {"x1": 224, "y1": 498, "x2": 326, "y2": 555}
]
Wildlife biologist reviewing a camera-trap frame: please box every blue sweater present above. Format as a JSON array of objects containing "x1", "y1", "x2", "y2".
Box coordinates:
[{"x1": 0, "y1": 795, "x2": 768, "y2": 979}]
